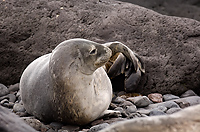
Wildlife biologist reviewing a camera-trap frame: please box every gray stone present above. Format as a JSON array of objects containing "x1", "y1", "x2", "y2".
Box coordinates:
[
  {"x1": 13, "y1": 103, "x2": 26, "y2": 112},
  {"x1": 119, "y1": 101, "x2": 134, "y2": 108},
  {"x1": 22, "y1": 117, "x2": 48, "y2": 131},
  {"x1": 180, "y1": 90, "x2": 197, "y2": 98},
  {"x1": 163, "y1": 94, "x2": 180, "y2": 101},
  {"x1": 112, "y1": 97, "x2": 126, "y2": 104},
  {"x1": 127, "y1": 96, "x2": 153, "y2": 107},
  {"x1": 149, "y1": 110, "x2": 167, "y2": 116},
  {"x1": 136, "y1": 108, "x2": 151, "y2": 115},
  {"x1": 8, "y1": 83, "x2": 19, "y2": 92},
  {"x1": 125, "y1": 105, "x2": 137, "y2": 113},
  {"x1": 88, "y1": 123, "x2": 110, "y2": 132},
  {"x1": 109, "y1": 103, "x2": 118, "y2": 109},
  {"x1": 8, "y1": 94, "x2": 16, "y2": 103},
  {"x1": 166, "y1": 108, "x2": 182, "y2": 114},
  {"x1": 49, "y1": 122, "x2": 63, "y2": 130},
  {"x1": 61, "y1": 125, "x2": 79, "y2": 132},
  {"x1": 0, "y1": 84, "x2": 9, "y2": 97}
]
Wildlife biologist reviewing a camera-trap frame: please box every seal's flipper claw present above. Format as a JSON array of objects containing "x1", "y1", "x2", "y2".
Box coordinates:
[{"x1": 107, "y1": 53, "x2": 126, "y2": 78}]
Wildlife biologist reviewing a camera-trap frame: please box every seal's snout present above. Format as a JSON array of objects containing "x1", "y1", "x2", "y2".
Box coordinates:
[{"x1": 94, "y1": 45, "x2": 112, "y2": 68}]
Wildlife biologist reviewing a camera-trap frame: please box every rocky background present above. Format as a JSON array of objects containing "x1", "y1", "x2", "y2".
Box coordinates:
[
  {"x1": 0, "y1": 0, "x2": 200, "y2": 131},
  {"x1": 0, "y1": 0, "x2": 200, "y2": 95}
]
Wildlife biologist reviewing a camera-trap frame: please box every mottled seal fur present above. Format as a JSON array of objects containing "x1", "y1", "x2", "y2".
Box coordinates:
[{"x1": 20, "y1": 38, "x2": 144, "y2": 125}]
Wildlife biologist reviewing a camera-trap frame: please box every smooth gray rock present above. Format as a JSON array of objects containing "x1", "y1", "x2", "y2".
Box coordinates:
[
  {"x1": 149, "y1": 110, "x2": 166, "y2": 116},
  {"x1": 13, "y1": 103, "x2": 26, "y2": 112},
  {"x1": 88, "y1": 123, "x2": 110, "y2": 132},
  {"x1": 163, "y1": 94, "x2": 180, "y2": 101},
  {"x1": 180, "y1": 90, "x2": 198, "y2": 98},
  {"x1": 127, "y1": 96, "x2": 153, "y2": 107},
  {"x1": 112, "y1": 97, "x2": 126, "y2": 104},
  {"x1": 125, "y1": 105, "x2": 137, "y2": 113},
  {"x1": 166, "y1": 108, "x2": 182, "y2": 114},
  {"x1": 0, "y1": 84, "x2": 9, "y2": 97}
]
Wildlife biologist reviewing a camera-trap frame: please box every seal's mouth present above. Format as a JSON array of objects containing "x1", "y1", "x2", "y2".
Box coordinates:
[{"x1": 94, "y1": 47, "x2": 112, "y2": 68}]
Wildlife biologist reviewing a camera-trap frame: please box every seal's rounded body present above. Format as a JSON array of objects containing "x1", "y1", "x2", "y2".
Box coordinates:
[{"x1": 20, "y1": 39, "x2": 112, "y2": 125}]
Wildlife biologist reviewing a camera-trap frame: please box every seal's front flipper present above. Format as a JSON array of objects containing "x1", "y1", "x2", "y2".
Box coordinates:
[{"x1": 99, "y1": 110, "x2": 122, "y2": 119}]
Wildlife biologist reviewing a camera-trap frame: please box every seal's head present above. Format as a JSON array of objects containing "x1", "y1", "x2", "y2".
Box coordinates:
[{"x1": 50, "y1": 38, "x2": 112, "y2": 76}]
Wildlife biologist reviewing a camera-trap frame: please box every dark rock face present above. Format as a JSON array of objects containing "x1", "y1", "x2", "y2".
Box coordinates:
[
  {"x1": 0, "y1": 0, "x2": 200, "y2": 95},
  {"x1": 118, "y1": 0, "x2": 200, "y2": 21}
]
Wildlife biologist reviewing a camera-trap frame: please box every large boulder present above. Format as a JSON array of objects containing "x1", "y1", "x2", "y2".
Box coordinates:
[
  {"x1": 118, "y1": 0, "x2": 200, "y2": 21},
  {"x1": 0, "y1": 0, "x2": 199, "y2": 95}
]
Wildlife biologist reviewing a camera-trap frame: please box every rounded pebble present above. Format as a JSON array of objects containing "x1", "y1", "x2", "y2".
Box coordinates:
[
  {"x1": 149, "y1": 110, "x2": 167, "y2": 116},
  {"x1": 13, "y1": 103, "x2": 26, "y2": 112},
  {"x1": 127, "y1": 96, "x2": 153, "y2": 107},
  {"x1": 112, "y1": 97, "x2": 126, "y2": 104},
  {"x1": 88, "y1": 123, "x2": 109, "y2": 132},
  {"x1": 166, "y1": 108, "x2": 182, "y2": 114},
  {"x1": 0, "y1": 84, "x2": 9, "y2": 97},
  {"x1": 180, "y1": 90, "x2": 197, "y2": 98},
  {"x1": 163, "y1": 94, "x2": 180, "y2": 101},
  {"x1": 125, "y1": 105, "x2": 137, "y2": 113}
]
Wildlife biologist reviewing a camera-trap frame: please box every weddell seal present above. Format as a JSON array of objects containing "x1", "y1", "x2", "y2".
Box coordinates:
[{"x1": 20, "y1": 38, "x2": 145, "y2": 125}]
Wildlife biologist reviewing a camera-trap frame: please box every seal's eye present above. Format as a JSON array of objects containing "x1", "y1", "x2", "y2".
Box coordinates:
[{"x1": 89, "y1": 49, "x2": 97, "y2": 55}]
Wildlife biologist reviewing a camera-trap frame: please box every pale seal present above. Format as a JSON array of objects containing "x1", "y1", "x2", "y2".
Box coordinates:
[{"x1": 20, "y1": 38, "x2": 144, "y2": 125}]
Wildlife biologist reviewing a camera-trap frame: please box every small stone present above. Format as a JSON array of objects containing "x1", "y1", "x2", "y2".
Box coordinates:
[
  {"x1": 163, "y1": 94, "x2": 179, "y2": 101},
  {"x1": 61, "y1": 125, "x2": 79, "y2": 132},
  {"x1": 163, "y1": 101, "x2": 180, "y2": 109},
  {"x1": 125, "y1": 105, "x2": 137, "y2": 113},
  {"x1": 8, "y1": 94, "x2": 16, "y2": 103},
  {"x1": 88, "y1": 123, "x2": 109, "y2": 132},
  {"x1": 148, "y1": 93, "x2": 163, "y2": 103},
  {"x1": 13, "y1": 103, "x2": 26, "y2": 112},
  {"x1": 136, "y1": 108, "x2": 151, "y2": 115},
  {"x1": 103, "y1": 118, "x2": 127, "y2": 124},
  {"x1": 8, "y1": 83, "x2": 19, "y2": 92},
  {"x1": 22, "y1": 117, "x2": 48, "y2": 131},
  {"x1": 119, "y1": 101, "x2": 134, "y2": 108},
  {"x1": 0, "y1": 83, "x2": 9, "y2": 97},
  {"x1": 166, "y1": 108, "x2": 182, "y2": 114},
  {"x1": 149, "y1": 110, "x2": 166, "y2": 116},
  {"x1": 180, "y1": 90, "x2": 197, "y2": 98},
  {"x1": 127, "y1": 96, "x2": 153, "y2": 107},
  {"x1": 91, "y1": 119, "x2": 104, "y2": 126},
  {"x1": 112, "y1": 97, "x2": 126, "y2": 104},
  {"x1": 156, "y1": 105, "x2": 168, "y2": 112},
  {"x1": 50, "y1": 122, "x2": 63, "y2": 130}
]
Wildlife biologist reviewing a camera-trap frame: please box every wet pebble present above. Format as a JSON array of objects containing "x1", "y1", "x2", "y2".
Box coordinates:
[
  {"x1": 166, "y1": 108, "x2": 182, "y2": 114},
  {"x1": 8, "y1": 83, "x2": 19, "y2": 92},
  {"x1": 0, "y1": 83, "x2": 9, "y2": 97},
  {"x1": 149, "y1": 110, "x2": 166, "y2": 116},
  {"x1": 180, "y1": 90, "x2": 197, "y2": 98},
  {"x1": 50, "y1": 122, "x2": 63, "y2": 130},
  {"x1": 163, "y1": 94, "x2": 179, "y2": 101},
  {"x1": 88, "y1": 123, "x2": 109, "y2": 132},
  {"x1": 112, "y1": 97, "x2": 126, "y2": 104},
  {"x1": 127, "y1": 96, "x2": 153, "y2": 107},
  {"x1": 13, "y1": 103, "x2": 26, "y2": 112},
  {"x1": 125, "y1": 105, "x2": 137, "y2": 113}
]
